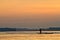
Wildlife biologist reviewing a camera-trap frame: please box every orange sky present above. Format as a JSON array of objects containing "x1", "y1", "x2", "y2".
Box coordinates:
[
  {"x1": 0, "y1": 0, "x2": 60, "y2": 28},
  {"x1": 0, "y1": 0, "x2": 60, "y2": 13}
]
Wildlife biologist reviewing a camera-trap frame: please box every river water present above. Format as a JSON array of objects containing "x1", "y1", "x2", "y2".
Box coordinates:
[{"x1": 0, "y1": 31, "x2": 60, "y2": 34}]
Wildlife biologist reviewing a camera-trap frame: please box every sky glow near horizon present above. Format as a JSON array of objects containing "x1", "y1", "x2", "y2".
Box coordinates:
[{"x1": 0, "y1": 0, "x2": 60, "y2": 28}]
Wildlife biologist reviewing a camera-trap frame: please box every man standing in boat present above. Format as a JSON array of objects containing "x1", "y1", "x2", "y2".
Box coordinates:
[{"x1": 39, "y1": 29, "x2": 42, "y2": 34}]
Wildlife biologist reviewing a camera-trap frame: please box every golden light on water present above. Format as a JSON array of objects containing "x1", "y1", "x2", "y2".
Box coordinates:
[{"x1": 0, "y1": 34, "x2": 60, "y2": 40}]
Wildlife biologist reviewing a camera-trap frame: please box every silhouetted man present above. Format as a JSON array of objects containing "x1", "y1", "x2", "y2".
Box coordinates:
[{"x1": 39, "y1": 29, "x2": 42, "y2": 34}]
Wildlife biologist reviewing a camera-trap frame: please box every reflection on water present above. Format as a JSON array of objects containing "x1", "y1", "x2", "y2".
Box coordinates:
[
  {"x1": 42, "y1": 31, "x2": 60, "y2": 34},
  {"x1": 0, "y1": 31, "x2": 60, "y2": 34},
  {"x1": 0, "y1": 34, "x2": 60, "y2": 40},
  {"x1": 0, "y1": 31, "x2": 39, "y2": 34}
]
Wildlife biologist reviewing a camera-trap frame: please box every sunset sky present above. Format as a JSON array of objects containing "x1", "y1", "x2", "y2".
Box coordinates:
[{"x1": 0, "y1": 0, "x2": 60, "y2": 28}]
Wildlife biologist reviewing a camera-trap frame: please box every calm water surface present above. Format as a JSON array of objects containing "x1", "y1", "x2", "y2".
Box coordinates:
[{"x1": 0, "y1": 31, "x2": 60, "y2": 34}]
